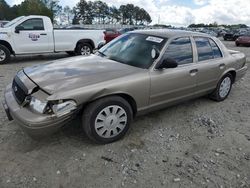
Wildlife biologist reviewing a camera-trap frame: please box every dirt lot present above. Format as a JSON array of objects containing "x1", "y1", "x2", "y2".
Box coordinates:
[{"x1": 0, "y1": 40, "x2": 250, "y2": 188}]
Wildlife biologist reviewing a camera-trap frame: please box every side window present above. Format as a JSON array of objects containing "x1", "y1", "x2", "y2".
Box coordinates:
[
  {"x1": 209, "y1": 39, "x2": 223, "y2": 58},
  {"x1": 18, "y1": 18, "x2": 44, "y2": 30},
  {"x1": 164, "y1": 37, "x2": 193, "y2": 65},
  {"x1": 194, "y1": 37, "x2": 214, "y2": 61}
]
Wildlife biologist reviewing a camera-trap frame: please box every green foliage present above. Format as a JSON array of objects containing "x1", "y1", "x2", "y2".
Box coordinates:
[
  {"x1": 42, "y1": 0, "x2": 62, "y2": 22},
  {"x1": 188, "y1": 23, "x2": 248, "y2": 29},
  {"x1": 0, "y1": 0, "x2": 53, "y2": 21},
  {"x1": 74, "y1": 0, "x2": 152, "y2": 25},
  {"x1": 0, "y1": 0, "x2": 16, "y2": 20}
]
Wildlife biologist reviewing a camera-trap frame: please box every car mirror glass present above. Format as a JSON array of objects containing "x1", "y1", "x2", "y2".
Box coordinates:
[{"x1": 151, "y1": 47, "x2": 160, "y2": 59}]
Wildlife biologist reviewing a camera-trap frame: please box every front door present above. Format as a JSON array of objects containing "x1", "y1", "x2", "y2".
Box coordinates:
[
  {"x1": 13, "y1": 18, "x2": 50, "y2": 54},
  {"x1": 150, "y1": 37, "x2": 198, "y2": 107}
]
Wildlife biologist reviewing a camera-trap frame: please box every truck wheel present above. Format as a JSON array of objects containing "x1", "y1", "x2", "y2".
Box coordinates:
[
  {"x1": 82, "y1": 96, "x2": 133, "y2": 144},
  {"x1": 0, "y1": 45, "x2": 11, "y2": 64},
  {"x1": 76, "y1": 43, "x2": 93, "y2": 56},
  {"x1": 209, "y1": 73, "x2": 233, "y2": 102}
]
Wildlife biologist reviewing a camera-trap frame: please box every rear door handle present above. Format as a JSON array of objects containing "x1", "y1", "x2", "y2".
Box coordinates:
[
  {"x1": 190, "y1": 69, "x2": 198, "y2": 76},
  {"x1": 219, "y1": 63, "x2": 225, "y2": 69},
  {"x1": 40, "y1": 33, "x2": 47, "y2": 36}
]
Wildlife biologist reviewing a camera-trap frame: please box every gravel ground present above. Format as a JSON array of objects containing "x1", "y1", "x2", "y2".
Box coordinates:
[{"x1": 0, "y1": 41, "x2": 250, "y2": 188}]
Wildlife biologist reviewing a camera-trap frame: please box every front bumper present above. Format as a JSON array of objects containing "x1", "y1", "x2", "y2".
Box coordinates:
[
  {"x1": 235, "y1": 65, "x2": 248, "y2": 82},
  {"x1": 2, "y1": 84, "x2": 76, "y2": 138}
]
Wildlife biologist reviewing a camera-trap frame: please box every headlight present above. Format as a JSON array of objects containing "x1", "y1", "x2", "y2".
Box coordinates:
[
  {"x1": 29, "y1": 97, "x2": 48, "y2": 114},
  {"x1": 52, "y1": 101, "x2": 77, "y2": 117}
]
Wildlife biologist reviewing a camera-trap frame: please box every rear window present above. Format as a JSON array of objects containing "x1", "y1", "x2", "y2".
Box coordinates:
[
  {"x1": 194, "y1": 37, "x2": 214, "y2": 61},
  {"x1": 194, "y1": 37, "x2": 222, "y2": 61}
]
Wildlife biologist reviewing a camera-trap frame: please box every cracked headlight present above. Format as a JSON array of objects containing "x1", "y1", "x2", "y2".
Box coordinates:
[
  {"x1": 29, "y1": 97, "x2": 48, "y2": 114},
  {"x1": 52, "y1": 101, "x2": 77, "y2": 117}
]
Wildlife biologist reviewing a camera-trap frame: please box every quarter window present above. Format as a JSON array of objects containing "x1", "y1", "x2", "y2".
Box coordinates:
[
  {"x1": 164, "y1": 37, "x2": 193, "y2": 65},
  {"x1": 18, "y1": 18, "x2": 44, "y2": 30},
  {"x1": 209, "y1": 39, "x2": 222, "y2": 58},
  {"x1": 195, "y1": 37, "x2": 223, "y2": 61}
]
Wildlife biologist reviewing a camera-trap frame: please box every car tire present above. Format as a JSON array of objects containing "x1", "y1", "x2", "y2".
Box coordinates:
[
  {"x1": 66, "y1": 51, "x2": 75, "y2": 56},
  {"x1": 0, "y1": 45, "x2": 11, "y2": 64},
  {"x1": 76, "y1": 43, "x2": 93, "y2": 56},
  {"x1": 236, "y1": 43, "x2": 240, "y2": 47},
  {"x1": 209, "y1": 73, "x2": 233, "y2": 102},
  {"x1": 82, "y1": 96, "x2": 133, "y2": 144}
]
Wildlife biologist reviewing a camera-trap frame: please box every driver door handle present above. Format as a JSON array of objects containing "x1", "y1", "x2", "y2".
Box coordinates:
[
  {"x1": 189, "y1": 69, "x2": 198, "y2": 76},
  {"x1": 40, "y1": 33, "x2": 47, "y2": 36}
]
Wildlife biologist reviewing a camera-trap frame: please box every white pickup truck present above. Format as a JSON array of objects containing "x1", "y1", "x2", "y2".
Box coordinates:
[{"x1": 0, "y1": 15, "x2": 105, "y2": 64}]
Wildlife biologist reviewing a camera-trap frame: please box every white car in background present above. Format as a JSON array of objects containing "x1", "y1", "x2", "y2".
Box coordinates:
[{"x1": 0, "y1": 15, "x2": 105, "y2": 64}]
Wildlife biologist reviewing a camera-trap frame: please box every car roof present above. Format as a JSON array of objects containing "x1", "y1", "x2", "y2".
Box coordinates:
[{"x1": 131, "y1": 29, "x2": 211, "y2": 38}]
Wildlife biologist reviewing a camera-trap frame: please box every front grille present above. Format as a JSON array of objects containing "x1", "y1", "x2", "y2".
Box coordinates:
[{"x1": 12, "y1": 76, "x2": 28, "y2": 105}]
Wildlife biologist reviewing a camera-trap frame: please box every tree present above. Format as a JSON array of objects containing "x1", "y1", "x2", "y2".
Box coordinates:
[
  {"x1": 16, "y1": 0, "x2": 53, "y2": 19},
  {"x1": 63, "y1": 6, "x2": 73, "y2": 24},
  {"x1": 0, "y1": 0, "x2": 16, "y2": 20},
  {"x1": 73, "y1": 0, "x2": 152, "y2": 26},
  {"x1": 75, "y1": 0, "x2": 94, "y2": 24},
  {"x1": 42, "y1": 0, "x2": 62, "y2": 22}
]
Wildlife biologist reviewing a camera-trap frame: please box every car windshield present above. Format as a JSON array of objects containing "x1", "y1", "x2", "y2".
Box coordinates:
[
  {"x1": 98, "y1": 33, "x2": 167, "y2": 69},
  {"x1": 4, "y1": 16, "x2": 25, "y2": 28}
]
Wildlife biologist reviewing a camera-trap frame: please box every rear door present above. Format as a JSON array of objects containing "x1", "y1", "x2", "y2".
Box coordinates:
[
  {"x1": 193, "y1": 37, "x2": 224, "y2": 94},
  {"x1": 150, "y1": 37, "x2": 198, "y2": 106},
  {"x1": 13, "y1": 18, "x2": 50, "y2": 54}
]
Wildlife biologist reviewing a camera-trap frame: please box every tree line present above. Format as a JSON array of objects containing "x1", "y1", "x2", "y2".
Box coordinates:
[
  {"x1": 0, "y1": 0, "x2": 152, "y2": 25},
  {"x1": 188, "y1": 23, "x2": 248, "y2": 29},
  {"x1": 72, "y1": 0, "x2": 152, "y2": 25}
]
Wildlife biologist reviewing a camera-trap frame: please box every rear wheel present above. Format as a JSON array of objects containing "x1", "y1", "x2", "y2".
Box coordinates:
[
  {"x1": 82, "y1": 96, "x2": 133, "y2": 144},
  {"x1": 76, "y1": 43, "x2": 93, "y2": 56},
  {"x1": 210, "y1": 73, "x2": 233, "y2": 102},
  {"x1": 0, "y1": 45, "x2": 11, "y2": 64}
]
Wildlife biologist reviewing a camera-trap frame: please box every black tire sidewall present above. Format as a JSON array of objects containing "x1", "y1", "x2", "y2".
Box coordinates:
[
  {"x1": 76, "y1": 43, "x2": 93, "y2": 55},
  {"x1": 83, "y1": 97, "x2": 133, "y2": 144},
  {"x1": 215, "y1": 74, "x2": 233, "y2": 101},
  {"x1": 0, "y1": 45, "x2": 11, "y2": 64}
]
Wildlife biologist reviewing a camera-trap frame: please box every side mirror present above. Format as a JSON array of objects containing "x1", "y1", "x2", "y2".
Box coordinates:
[
  {"x1": 156, "y1": 58, "x2": 178, "y2": 69},
  {"x1": 151, "y1": 47, "x2": 160, "y2": 59},
  {"x1": 15, "y1": 26, "x2": 24, "y2": 33},
  {"x1": 97, "y1": 42, "x2": 106, "y2": 50}
]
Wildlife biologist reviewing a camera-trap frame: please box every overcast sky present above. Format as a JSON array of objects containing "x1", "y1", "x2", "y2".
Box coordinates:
[{"x1": 6, "y1": 0, "x2": 250, "y2": 26}]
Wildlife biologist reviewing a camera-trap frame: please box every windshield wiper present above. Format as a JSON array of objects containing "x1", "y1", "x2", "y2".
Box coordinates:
[{"x1": 97, "y1": 51, "x2": 106, "y2": 57}]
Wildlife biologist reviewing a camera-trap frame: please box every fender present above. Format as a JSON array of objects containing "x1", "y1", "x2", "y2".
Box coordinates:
[
  {"x1": 218, "y1": 68, "x2": 236, "y2": 83},
  {"x1": 0, "y1": 40, "x2": 14, "y2": 54},
  {"x1": 76, "y1": 39, "x2": 95, "y2": 49}
]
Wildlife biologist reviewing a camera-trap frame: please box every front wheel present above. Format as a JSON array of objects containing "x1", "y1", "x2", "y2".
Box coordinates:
[
  {"x1": 76, "y1": 43, "x2": 93, "y2": 56},
  {"x1": 210, "y1": 73, "x2": 233, "y2": 102},
  {"x1": 0, "y1": 45, "x2": 11, "y2": 64},
  {"x1": 82, "y1": 96, "x2": 133, "y2": 144}
]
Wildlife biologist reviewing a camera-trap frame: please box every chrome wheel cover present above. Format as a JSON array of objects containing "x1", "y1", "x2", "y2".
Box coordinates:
[
  {"x1": 80, "y1": 46, "x2": 91, "y2": 55},
  {"x1": 0, "y1": 49, "x2": 6, "y2": 62},
  {"x1": 219, "y1": 77, "x2": 231, "y2": 98},
  {"x1": 95, "y1": 105, "x2": 127, "y2": 138}
]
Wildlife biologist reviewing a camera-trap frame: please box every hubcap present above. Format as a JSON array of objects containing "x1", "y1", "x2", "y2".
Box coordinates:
[
  {"x1": 0, "y1": 49, "x2": 6, "y2": 62},
  {"x1": 80, "y1": 46, "x2": 91, "y2": 55},
  {"x1": 95, "y1": 105, "x2": 127, "y2": 138},
  {"x1": 219, "y1": 77, "x2": 231, "y2": 98}
]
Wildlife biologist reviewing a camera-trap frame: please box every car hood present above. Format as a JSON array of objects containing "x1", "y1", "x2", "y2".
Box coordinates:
[{"x1": 23, "y1": 55, "x2": 141, "y2": 94}]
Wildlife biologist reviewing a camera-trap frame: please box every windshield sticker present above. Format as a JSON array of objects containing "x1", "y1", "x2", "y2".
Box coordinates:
[
  {"x1": 29, "y1": 33, "x2": 40, "y2": 41},
  {"x1": 146, "y1": 36, "x2": 164, "y2": 43}
]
